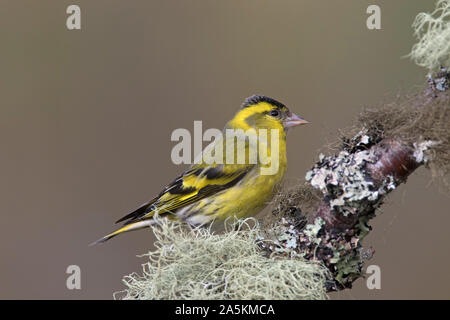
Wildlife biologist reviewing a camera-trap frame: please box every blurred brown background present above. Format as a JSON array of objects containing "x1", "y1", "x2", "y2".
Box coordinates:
[{"x1": 0, "y1": 0, "x2": 448, "y2": 299}]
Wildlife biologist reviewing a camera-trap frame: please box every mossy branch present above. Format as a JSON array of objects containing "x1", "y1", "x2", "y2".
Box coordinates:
[{"x1": 265, "y1": 82, "x2": 449, "y2": 291}]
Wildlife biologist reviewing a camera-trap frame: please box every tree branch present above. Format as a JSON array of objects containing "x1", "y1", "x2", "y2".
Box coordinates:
[{"x1": 264, "y1": 77, "x2": 449, "y2": 291}]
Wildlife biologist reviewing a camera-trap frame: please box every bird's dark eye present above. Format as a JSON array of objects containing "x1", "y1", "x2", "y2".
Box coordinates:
[{"x1": 269, "y1": 109, "x2": 279, "y2": 117}]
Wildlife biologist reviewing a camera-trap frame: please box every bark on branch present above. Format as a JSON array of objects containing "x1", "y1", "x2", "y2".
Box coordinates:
[{"x1": 264, "y1": 75, "x2": 449, "y2": 291}]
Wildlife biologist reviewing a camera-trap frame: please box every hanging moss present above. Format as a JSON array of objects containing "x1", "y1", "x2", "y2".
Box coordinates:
[
  {"x1": 409, "y1": 0, "x2": 450, "y2": 72},
  {"x1": 116, "y1": 218, "x2": 330, "y2": 300}
]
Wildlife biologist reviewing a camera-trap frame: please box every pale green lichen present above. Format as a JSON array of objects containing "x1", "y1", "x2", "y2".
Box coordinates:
[
  {"x1": 305, "y1": 132, "x2": 389, "y2": 217},
  {"x1": 303, "y1": 217, "x2": 325, "y2": 245},
  {"x1": 413, "y1": 140, "x2": 440, "y2": 163},
  {"x1": 409, "y1": 0, "x2": 450, "y2": 71},
  {"x1": 115, "y1": 218, "x2": 330, "y2": 300}
]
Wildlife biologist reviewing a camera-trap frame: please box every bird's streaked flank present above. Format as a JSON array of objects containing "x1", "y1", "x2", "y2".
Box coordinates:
[{"x1": 91, "y1": 95, "x2": 308, "y2": 245}]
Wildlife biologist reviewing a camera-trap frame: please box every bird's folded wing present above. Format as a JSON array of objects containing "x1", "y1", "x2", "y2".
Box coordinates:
[
  {"x1": 116, "y1": 134, "x2": 257, "y2": 225},
  {"x1": 116, "y1": 163, "x2": 255, "y2": 225}
]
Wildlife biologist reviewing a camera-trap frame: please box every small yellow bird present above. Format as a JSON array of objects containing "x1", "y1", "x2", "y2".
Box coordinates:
[{"x1": 91, "y1": 95, "x2": 308, "y2": 244}]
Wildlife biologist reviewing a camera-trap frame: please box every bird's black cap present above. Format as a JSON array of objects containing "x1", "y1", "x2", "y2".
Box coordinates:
[{"x1": 241, "y1": 95, "x2": 286, "y2": 109}]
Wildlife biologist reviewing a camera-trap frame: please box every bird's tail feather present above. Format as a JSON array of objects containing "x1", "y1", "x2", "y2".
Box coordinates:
[{"x1": 89, "y1": 220, "x2": 155, "y2": 246}]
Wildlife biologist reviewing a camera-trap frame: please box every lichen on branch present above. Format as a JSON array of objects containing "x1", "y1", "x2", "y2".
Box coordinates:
[
  {"x1": 263, "y1": 86, "x2": 449, "y2": 290},
  {"x1": 409, "y1": 0, "x2": 450, "y2": 72},
  {"x1": 116, "y1": 218, "x2": 329, "y2": 300}
]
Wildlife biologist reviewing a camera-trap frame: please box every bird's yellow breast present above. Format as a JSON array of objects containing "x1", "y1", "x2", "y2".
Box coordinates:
[{"x1": 184, "y1": 135, "x2": 287, "y2": 224}]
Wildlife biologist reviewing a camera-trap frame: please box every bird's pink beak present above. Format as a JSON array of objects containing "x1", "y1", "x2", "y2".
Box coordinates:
[{"x1": 283, "y1": 112, "x2": 310, "y2": 128}]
